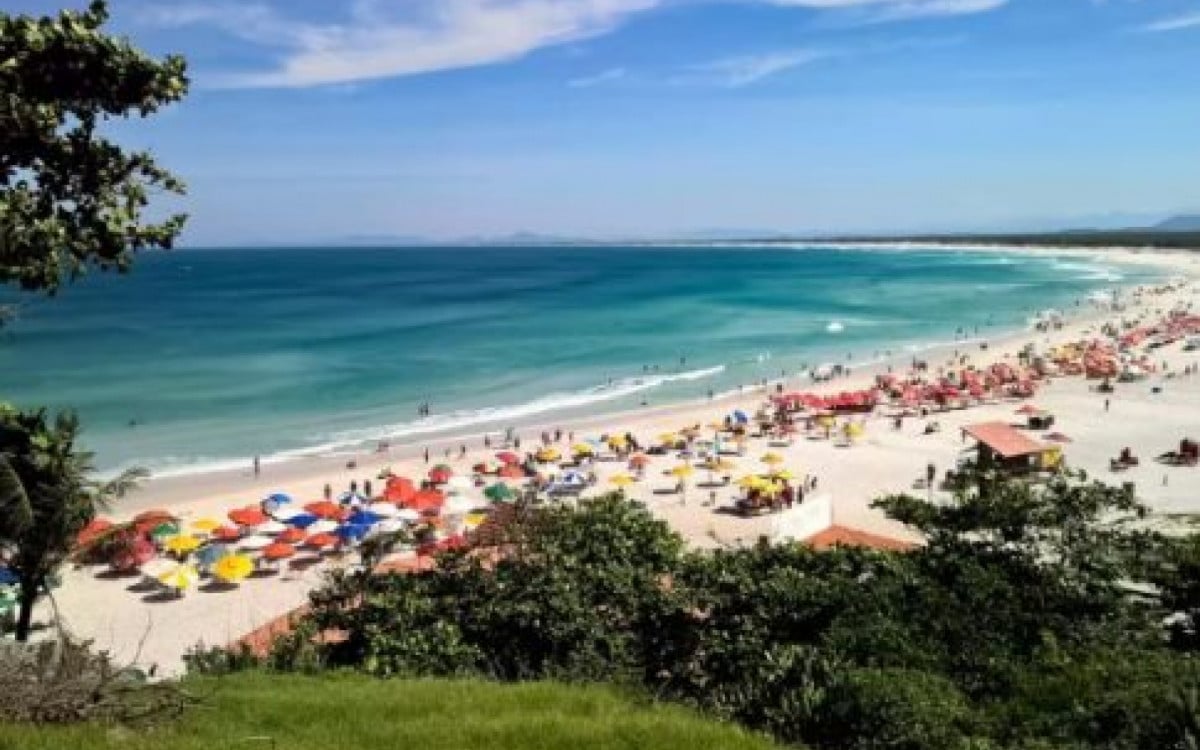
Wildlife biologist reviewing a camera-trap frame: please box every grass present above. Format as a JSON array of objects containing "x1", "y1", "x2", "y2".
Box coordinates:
[{"x1": 0, "y1": 672, "x2": 785, "y2": 750}]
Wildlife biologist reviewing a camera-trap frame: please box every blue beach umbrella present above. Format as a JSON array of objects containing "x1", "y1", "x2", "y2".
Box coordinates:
[
  {"x1": 285, "y1": 513, "x2": 319, "y2": 529},
  {"x1": 335, "y1": 524, "x2": 371, "y2": 543},
  {"x1": 347, "y1": 510, "x2": 381, "y2": 526},
  {"x1": 194, "y1": 544, "x2": 229, "y2": 567},
  {"x1": 266, "y1": 492, "x2": 293, "y2": 505},
  {"x1": 732, "y1": 410, "x2": 749, "y2": 424}
]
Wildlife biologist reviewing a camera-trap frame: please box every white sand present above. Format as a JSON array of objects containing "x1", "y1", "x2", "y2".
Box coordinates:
[{"x1": 35, "y1": 245, "x2": 1200, "y2": 676}]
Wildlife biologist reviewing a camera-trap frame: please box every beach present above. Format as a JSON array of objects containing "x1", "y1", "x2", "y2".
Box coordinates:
[{"x1": 32, "y1": 244, "x2": 1200, "y2": 676}]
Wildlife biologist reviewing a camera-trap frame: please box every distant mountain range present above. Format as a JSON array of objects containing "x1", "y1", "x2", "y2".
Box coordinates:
[{"x1": 1152, "y1": 214, "x2": 1200, "y2": 232}]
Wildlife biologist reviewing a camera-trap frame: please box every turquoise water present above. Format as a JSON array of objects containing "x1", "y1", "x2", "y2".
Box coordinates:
[{"x1": 0, "y1": 244, "x2": 1157, "y2": 475}]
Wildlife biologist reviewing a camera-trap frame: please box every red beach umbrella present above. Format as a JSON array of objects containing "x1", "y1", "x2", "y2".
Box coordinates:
[
  {"x1": 213, "y1": 525, "x2": 242, "y2": 542},
  {"x1": 428, "y1": 467, "x2": 452, "y2": 484},
  {"x1": 132, "y1": 510, "x2": 176, "y2": 534},
  {"x1": 277, "y1": 527, "x2": 306, "y2": 544},
  {"x1": 497, "y1": 464, "x2": 525, "y2": 479},
  {"x1": 76, "y1": 518, "x2": 114, "y2": 547},
  {"x1": 405, "y1": 489, "x2": 445, "y2": 513},
  {"x1": 305, "y1": 532, "x2": 338, "y2": 550},
  {"x1": 384, "y1": 476, "x2": 416, "y2": 503},
  {"x1": 304, "y1": 500, "x2": 343, "y2": 520},
  {"x1": 228, "y1": 507, "x2": 268, "y2": 527},
  {"x1": 495, "y1": 451, "x2": 520, "y2": 464},
  {"x1": 262, "y1": 542, "x2": 296, "y2": 561}
]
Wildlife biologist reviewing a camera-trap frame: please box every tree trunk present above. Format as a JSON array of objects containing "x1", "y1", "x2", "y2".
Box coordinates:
[{"x1": 14, "y1": 576, "x2": 39, "y2": 642}]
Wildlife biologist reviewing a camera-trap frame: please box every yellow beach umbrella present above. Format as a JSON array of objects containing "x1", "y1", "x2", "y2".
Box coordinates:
[
  {"x1": 845, "y1": 422, "x2": 865, "y2": 439},
  {"x1": 609, "y1": 473, "x2": 636, "y2": 487},
  {"x1": 157, "y1": 564, "x2": 198, "y2": 592},
  {"x1": 736, "y1": 475, "x2": 764, "y2": 489},
  {"x1": 658, "y1": 432, "x2": 678, "y2": 445},
  {"x1": 760, "y1": 452, "x2": 785, "y2": 466},
  {"x1": 572, "y1": 443, "x2": 594, "y2": 456},
  {"x1": 607, "y1": 434, "x2": 628, "y2": 449},
  {"x1": 669, "y1": 464, "x2": 695, "y2": 479},
  {"x1": 464, "y1": 512, "x2": 488, "y2": 529},
  {"x1": 212, "y1": 554, "x2": 255, "y2": 584},
  {"x1": 190, "y1": 518, "x2": 221, "y2": 533},
  {"x1": 816, "y1": 414, "x2": 836, "y2": 428},
  {"x1": 163, "y1": 535, "x2": 203, "y2": 555},
  {"x1": 771, "y1": 469, "x2": 796, "y2": 481},
  {"x1": 537, "y1": 447, "x2": 561, "y2": 462},
  {"x1": 704, "y1": 457, "x2": 737, "y2": 472}
]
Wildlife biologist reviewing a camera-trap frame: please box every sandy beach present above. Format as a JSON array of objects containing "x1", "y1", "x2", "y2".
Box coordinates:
[{"x1": 37, "y1": 244, "x2": 1200, "y2": 676}]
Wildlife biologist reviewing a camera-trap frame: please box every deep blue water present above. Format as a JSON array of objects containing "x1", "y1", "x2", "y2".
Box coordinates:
[{"x1": 0, "y1": 244, "x2": 1157, "y2": 474}]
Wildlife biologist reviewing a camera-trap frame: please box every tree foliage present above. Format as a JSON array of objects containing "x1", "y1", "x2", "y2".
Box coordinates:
[
  {"x1": 1, "y1": 0, "x2": 188, "y2": 294},
  {"x1": 200, "y1": 473, "x2": 1200, "y2": 749},
  {"x1": 0, "y1": 405, "x2": 144, "y2": 641}
]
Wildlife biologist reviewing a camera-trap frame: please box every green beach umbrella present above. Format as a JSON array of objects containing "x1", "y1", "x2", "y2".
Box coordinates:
[
  {"x1": 150, "y1": 521, "x2": 180, "y2": 540},
  {"x1": 484, "y1": 483, "x2": 517, "y2": 503}
]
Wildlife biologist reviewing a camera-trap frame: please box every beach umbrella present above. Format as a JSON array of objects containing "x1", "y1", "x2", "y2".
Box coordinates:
[
  {"x1": 308, "y1": 519, "x2": 339, "y2": 535},
  {"x1": 377, "y1": 519, "x2": 409, "y2": 534},
  {"x1": 228, "y1": 507, "x2": 268, "y2": 527},
  {"x1": 257, "y1": 520, "x2": 287, "y2": 535},
  {"x1": 277, "y1": 527, "x2": 306, "y2": 544},
  {"x1": 284, "y1": 513, "x2": 319, "y2": 529},
  {"x1": 607, "y1": 434, "x2": 628, "y2": 449},
  {"x1": 305, "y1": 532, "x2": 339, "y2": 550},
  {"x1": 239, "y1": 535, "x2": 274, "y2": 551},
  {"x1": 194, "y1": 544, "x2": 229, "y2": 567},
  {"x1": 628, "y1": 454, "x2": 650, "y2": 469},
  {"x1": 405, "y1": 489, "x2": 445, "y2": 513},
  {"x1": 367, "y1": 501, "x2": 401, "y2": 517},
  {"x1": 384, "y1": 477, "x2": 417, "y2": 503},
  {"x1": 149, "y1": 521, "x2": 180, "y2": 540},
  {"x1": 760, "y1": 452, "x2": 785, "y2": 466},
  {"x1": 212, "y1": 554, "x2": 254, "y2": 584},
  {"x1": 572, "y1": 443, "x2": 595, "y2": 456},
  {"x1": 669, "y1": 464, "x2": 695, "y2": 479},
  {"x1": 212, "y1": 525, "x2": 242, "y2": 542},
  {"x1": 158, "y1": 565, "x2": 198, "y2": 592},
  {"x1": 658, "y1": 432, "x2": 678, "y2": 446},
  {"x1": 495, "y1": 451, "x2": 520, "y2": 464},
  {"x1": 498, "y1": 464, "x2": 525, "y2": 479},
  {"x1": 703, "y1": 458, "x2": 737, "y2": 472},
  {"x1": 271, "y1": 506, "x2": 306, "y2": 522},
  {"x1": 536, "y1": 447, "x2": 561, "y2": 462},
  {"x1": 304, "y1": 501, "x2": 343, "y2": 520},
  {"x1": 75, "y1": 518, "x2": 114, "y2": 548},
  {"x1": 348, "y1": 509, "x2": 382, "y2": 526},
  {"x1": 737, "y1": 475, "x2": 766, "y2": 490},
  {"x1": 484, "y1": 483, "x2": 517, "y2": 502},
  {"x1": 163, "y1": 535, "x2": 203, "y2": 555},
  {"x1": 132, "y1": 510, "x2": 177, "y2": 534},
  {"x1": 732, "y1": 410, "x2": 749, "y2": 424},
  {"x1": 262, "y1": 542, "x2": 296, "y2": 562},
  {"x1": 443, "y1": 495, "x2": 484, "y2": 516},
  {"x1": 609, "y1": 473, "x2": 636, "y2": 487},
  {"x1": 428, "y1": 466, "x2": 453, "y2": 484},
  {"x1": 561, "y1": 470, "x2": 588, "y2": 486},
  {"x1": 190, "y1": 518, "x2": 222, "y2": 534},
  {"x1": 771, "y1": 469, "x2": 796, "y2": 481},
  {"x1": 265, "y1": 492, "x2": 294, "y2": 506},
  {"x1": 335, "y1": 524, "x2": 371, "y2": 543},
  {"x1": 139, "y1": 558, "x2": 176, "y2": 580}
]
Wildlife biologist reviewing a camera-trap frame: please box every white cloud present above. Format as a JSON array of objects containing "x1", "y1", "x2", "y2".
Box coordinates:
[
  {"x1": 568, "y1": 67, "x2": 628, "y2": 87},
  {"x1": 1139, "y1": 11, "x2": 1200, "y2": 33},
  {"x1": 140, "y1": 0, "x2": 1006, "y2": 89},
  {"x1": 686, "y1": 49, "x2": 830, "y2": 87}
]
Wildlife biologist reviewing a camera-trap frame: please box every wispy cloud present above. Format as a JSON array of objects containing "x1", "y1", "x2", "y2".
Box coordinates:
[
  {"x1": 1139, "y1": 11, "x2": 1200, "y2": 33},
  {"x1": 684, "y1": 49, "x2": 831, "y2": 87},
  {"x1": 763, "y1": 0, "x2": 1007, "y2": 22},
  {"x1": 568, "y1": 67, "x2": 628, "y2": 88},
  {"x1": 139, "y1": 0, "x2": 1005, "y2": 89}
]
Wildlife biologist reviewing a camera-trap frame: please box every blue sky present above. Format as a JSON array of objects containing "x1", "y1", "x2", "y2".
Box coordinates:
[{"x1": 16, "y1": 0, "x2": 1200, "y2": 244}]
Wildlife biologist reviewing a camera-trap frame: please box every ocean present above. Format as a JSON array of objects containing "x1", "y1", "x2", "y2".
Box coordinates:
[{"x1": 0, "y1": 244, "x2": 1159, "y2": 476}]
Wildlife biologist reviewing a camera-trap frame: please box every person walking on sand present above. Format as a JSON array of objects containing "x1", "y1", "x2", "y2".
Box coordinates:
[
  {"x1": 1104, "y1": 398, "x2": 1110, "y2": 412},
  {"x1": 253, "y1": 455, "x2": 260, "y2": 478},
  {"x1": 323, "y1": 483, "x2": 332, "y2": 501},
  {"x1": 424, "y1": 447, "x2": 430, "y2": 464}
]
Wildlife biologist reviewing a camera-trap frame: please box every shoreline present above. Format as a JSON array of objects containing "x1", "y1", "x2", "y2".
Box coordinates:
[{"x1": 115, "y1": 241, "x2": 1185, "y2": 505}]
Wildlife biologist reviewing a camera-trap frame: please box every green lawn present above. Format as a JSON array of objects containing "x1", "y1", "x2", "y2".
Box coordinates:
[{"x1": 0, "y1": 673, "x2": 784, "y2": 750}]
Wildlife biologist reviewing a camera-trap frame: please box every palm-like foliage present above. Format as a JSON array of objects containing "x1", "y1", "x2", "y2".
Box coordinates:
[{"x1": 0, "y1": 405, "x2": 144, "y2": 641}]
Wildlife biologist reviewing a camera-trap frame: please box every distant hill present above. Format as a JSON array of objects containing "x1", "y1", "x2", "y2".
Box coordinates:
[{"x1": 1154, "y1": 215, "x2": 1200, "y2": 232}]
